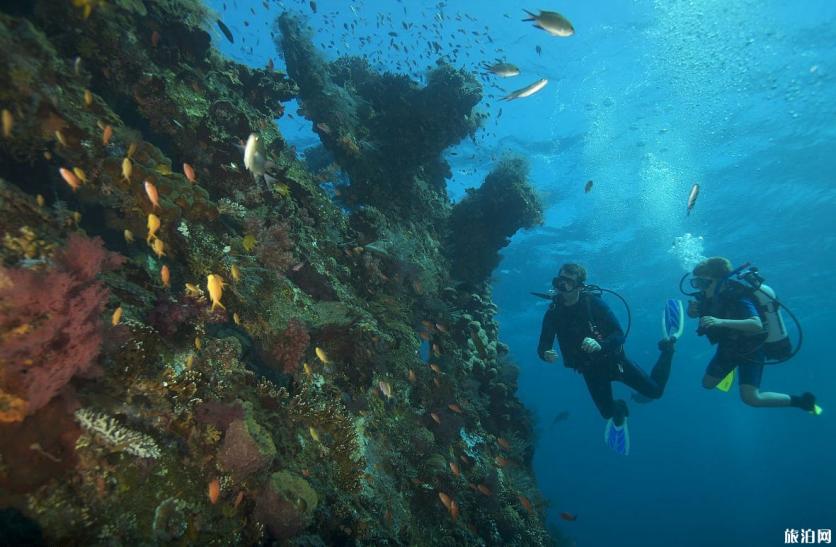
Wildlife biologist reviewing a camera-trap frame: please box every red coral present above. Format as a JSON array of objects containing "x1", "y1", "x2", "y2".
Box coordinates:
[
  {"x1": 245, "y1": 219, "x2": 295, "y2": 273},
  {"x1": 0, "y1": 234, "x2": 123, "y2": 418},
  {"x1": 217, "y1": 419, "x2": 273, "y2": 479},
  {"x1": 270, "y1": 319, "x2": 309, "y2": 374}
]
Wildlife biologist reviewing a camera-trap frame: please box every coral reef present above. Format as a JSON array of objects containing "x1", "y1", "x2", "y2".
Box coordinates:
[{"x1": 0, "y1": 1, "x2": 552, "y2": 545}]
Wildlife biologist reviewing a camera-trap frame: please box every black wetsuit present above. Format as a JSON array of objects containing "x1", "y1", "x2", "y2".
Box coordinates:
[{"x1": 537, "y1": 294, "x2": 673, "y2": 422}]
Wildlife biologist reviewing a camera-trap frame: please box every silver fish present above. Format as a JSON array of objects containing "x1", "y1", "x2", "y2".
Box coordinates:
[
  {"x1": 522, "y1": 9, "x2": 575, "y2": 37},
  {"x1": 482, "y1": 61, "x2": 520, "y2": 78},
  {"x1": 501, "y1": 78, "x2": 548, "y2": 101},
  {"x1": 243, "y1": 133, "x2": 275, "y2": 184},
  {"x1": 687, "y1": 183, "x2": 700, "y2": 216}
]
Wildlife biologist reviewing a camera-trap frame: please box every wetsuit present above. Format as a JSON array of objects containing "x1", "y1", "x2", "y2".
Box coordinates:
[
  {"x1": 537, "y1": 294, "x2": 673, "y2": 423},
  {"x1": 699, "y1": 289, "x2": 766, "y2": 387}
]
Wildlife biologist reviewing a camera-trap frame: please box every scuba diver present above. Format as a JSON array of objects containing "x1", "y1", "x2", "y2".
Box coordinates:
[
  {"x1": 536, "y1": 263, "x2": 677, "y2": 455},
  {"x1": 687, "y1": 256, "x2": 819, "y2": 413}
]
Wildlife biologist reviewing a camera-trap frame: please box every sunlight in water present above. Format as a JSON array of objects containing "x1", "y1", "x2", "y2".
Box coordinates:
[{"x1": 669, "y1": 232, "x2": 706, "y2": 271}]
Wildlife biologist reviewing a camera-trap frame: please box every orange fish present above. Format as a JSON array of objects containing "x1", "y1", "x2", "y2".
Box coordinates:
[
  {"x1": 518, "y1": 494, "x2": 533, "y2": 513},
  {"x1": 448, "y1": 403, "x2": 463, "y2": 414},
  {"x1": 560, "y1": 512, "x2": 577, "y2": 522},
  {"x1": 429, "y1": 364, "x2": 442, "y2": 374},
  {"x1": 144, "y1": 180, "x2": 160, "y2": 209},
  {"x1": 449, "y1": 461, "x2": 460, "y2": 476},
  {"x1": 59, "y1": 167, "x2": 81, "y2": 191},
  {"x1": 160, "y1": 264, "x2": 170, "y2": 287},
  {"x1": 183, "y1": 162, "x2": 196, "y2": 183},
  {"x1": 449, "y1": 499, "x2": 459, "y2": 521},
  {"x1": 233, "y1": 491, "x2": 245, "y2": 508},
  {"x1": 420, "y1": 320, "x2": 434, "y2": 331},
  {"x1": 497, "y1": 437, "x2": 511, "y2": 450},
  {"x1": 407, "y1": 369, "x2": 416, "y2": 383},
  {"x1": 146, "y1": 213, "x2": 160, "y2": 244},
  {"x1": 438, "y1": 492, "x2": 452, "y2": 511},
  {"x1": 111, "y1": 306, "x2": 123, "y2": 326},
  {"x1": 430, "y1": 412, "x2": 441, "y2": 424},
  {"x1": 102, "y1": 124, "x2": 113, "y2": 145},
  {"x1": 208, "y1": 479, "x2": 220, "y2": 504},
  {"x1": 477, "y1": 484, "x2": 492, "y2": 496},
  {"x1": 418, "y1": 330, "x2": 431, "y2": 341},
  {"x1": 494, "y1": 455, "x2": 510, "y2": 468},
  {"x1": 152, "y1": 238, "x2": 165, "y2": 258},
  {"x1": 301, "y1": 469, "x2": 311, "y2": 478}
]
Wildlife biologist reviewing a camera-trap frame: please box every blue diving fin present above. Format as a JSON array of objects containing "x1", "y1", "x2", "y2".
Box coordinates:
[
  {"x1": 604, "y1": 418, "x2": 630, "y2": 456},
  {"x1": 663, "y1": 299, "x2": 685, "y2": 340}
]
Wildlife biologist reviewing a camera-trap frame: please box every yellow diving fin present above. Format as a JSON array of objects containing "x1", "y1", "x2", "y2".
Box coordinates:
[
  {"x1": 811, "y1": 404, "x2": 823, "y2": 416},
  {"x1": 716, "y1": 369, "x2": 734, "y2": 392}
]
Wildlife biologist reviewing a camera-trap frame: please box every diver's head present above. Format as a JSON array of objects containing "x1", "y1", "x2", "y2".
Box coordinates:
[
  {"x1": 691, "y1": 257, "x2": 732, "y2": 297},
  {"x1": 553, "y1": 263, "x2": 586, "y2": 302}
]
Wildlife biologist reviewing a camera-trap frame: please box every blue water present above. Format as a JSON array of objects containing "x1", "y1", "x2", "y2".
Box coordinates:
[{"x1": 210, "y1": 1, "x2": 836, "y2": 545}]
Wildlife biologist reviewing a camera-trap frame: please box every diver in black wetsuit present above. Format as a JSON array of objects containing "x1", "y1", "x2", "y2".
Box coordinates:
[{"x1": 537, "y1": 263, "x2": 676, "y2": 427}]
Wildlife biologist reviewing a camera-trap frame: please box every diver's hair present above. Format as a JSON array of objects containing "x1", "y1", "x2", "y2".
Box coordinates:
[
  {"x1": 693, "y1": 257, "x2": 733, "y2": 279},
  {"x1": 559, "y1": 263, "x2": 587, "y2": 283}
]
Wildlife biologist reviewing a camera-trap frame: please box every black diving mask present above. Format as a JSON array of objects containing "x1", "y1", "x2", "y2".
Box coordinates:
[
  {"x1": 552, "y1": 275, "x2": 580, "y2": 293},
  {"x1": 689, "y1": 277, "x2": 714, "y2": 291}
]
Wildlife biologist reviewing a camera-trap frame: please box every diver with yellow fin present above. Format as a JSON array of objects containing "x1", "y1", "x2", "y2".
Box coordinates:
[
  {"x1": 683, "y1": 257, "x2": 821, "y2": 414},
  {"x1": 534, "y1": 263, "x2": 677, "y2": 456}
]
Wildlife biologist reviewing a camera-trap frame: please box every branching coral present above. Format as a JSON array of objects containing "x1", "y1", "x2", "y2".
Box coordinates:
[
  {"x1": 74, "y1": 408, "x2": 161, "y2": 459},
  {"x1": 0, "y1": 233, "x2": 123, "y2": 418}
]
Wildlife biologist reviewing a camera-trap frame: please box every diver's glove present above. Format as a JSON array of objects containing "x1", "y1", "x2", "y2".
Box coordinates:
[
  {"x1": 581, "y1": 337, "x2": 601, "y2": 353},
  {"x1": 543, "y1": 350, "x2": 559, "y2": 364}
]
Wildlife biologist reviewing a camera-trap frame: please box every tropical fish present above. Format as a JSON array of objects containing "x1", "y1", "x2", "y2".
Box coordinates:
[
  {"x1": 216, "y1": 19, "x2": 234, "y2": 43},
  {"x1": 124, "y1": 229, "x2": 134, "y2": 243},
  {"x1": 102, "y1": 124, "x2": 112, "y2": 145},
  {"x1": 585, "y1": 180, "x2": 593, "y2": 193},
  {"x1": 152, "y1": 238, "x2": 165, "y2": 258},
  {"x1": 160, "y1": 265, "x2": 170, "y2": 287},
  {"x1": 185, "y1": 283, "x2": 202, "y2": 298},
  {"x1": 551, "y1": 410, "x2": 571, "y2": 426},
  {"x1": 151, "y1": 30, "x2": 160, "y2": 48},
  {"x1": 494, "y1": 455, "x2": 510, "y2": 468},
  {"x1": 59, "y1": 168, "x2": 81, "y2": 191},
  {"x1": 438, "y1": 492, "x2": 452, "y2": 511},
  {"x1": 497, "y1": 437, "x2": 511, "y2": 450},
  {"x1": 243, "y1": 133, "x2": 273, "y2": 182},
  {"x1": 476, "y1": 484, "x2": 492, "y2": 496},
  {"x1": 74, "y1": 56, "x2": 82, "y2": 75},
  {"x1": 206, "y1": 274, "x2": 226, "y2": 311},
  {"x1": 308, "y1": 426, "x2": 320, "y2": 442},
  {"x1": 449, "y1": 500, "x2": 459, "y2": 521},
  {"x1": 448, "y1": 403, "x2": 463, "y2": 414},
  {"x1": 501, "y1": 79, "x2": 548, "y2": 101},
  {"x1": 449, "y1": 461, "x2": 460, "y2": 476},
  {"x1": 560, "y1": 512, "x2": 577, "y2": 521},
  {"x1": 36, "y1": 195, "x2": 45, "y2": 207},
  {"x1": 303, "y1": 362, "x2": 313, "y2": 376},
  {"x1": 121, "y1": 157, "x2": 132, "y2": 182},
  {"x1": 315, "y1": 347, "x2": 329, "y2": 363},
  {"x1": 146, "y1": 213, "x2": 160, "y2": 243},
  {"x1": 522, "y1": 9, "x2": 575, "y2": 37},
  {"x1": 435, "y1": 323, "x2": 448, "y2": 334},
  {"x1": 518, "y1": 494, "x2": 533, "y2": 513},
  {"x1": 407, "y1": 369, "x2": 416, "y2": 383},
  {"x1": 430, "y1": 412, "x2": 441, "y2": 424},
  {"x1": 429, "y1": 363, "x2": 442, "y2": 374},
  {"x1": 127, "y1": 142, "x2": 138, "y2": 158},
  {"x1": 242, "y1": 234, "x2": 257, "y2": 252},
  {"x1": 309, "y1": 1, "x2": 317, "y2": 14},
  {"x1": 687, "y1": 183, "x2": 700, "y2": 216},
  {"x1": 72, "y1": 211, "x2": 82, "y2": 224},
  {"x1": 2, "y1": 109, "x2": 12, "y2": 138},
  {"x1": 482, "y1": 61, "x2": 520, "y2": 77},
  {"x1": 230, "y1": 264, "x2": 241, "y2": 283},
  {"x1": 54, "y1": 130, "x2": 67, "y2": 147},
  {"x1": 83, "y1": 89, "x2": 93, "y2": 107},
  {"x1": 155, "y1": 163, "x2": 172, "y2": 176},
  {"x1": 144, "y1": 180, "x2": 160, "y2": 209},
  {"x1": 183, "y1": 163, "x2": 196, "y2": 183},
  {"x1": 111, "y1": 306, "x2": 123, "y2": 326},
  {"x1": 233, "y1": 312, "x2": 241, "y2": 325},
  {"x1": 379, "y1": 380, "x2": 393, "y2": 399},
  {"x1": 208, "y1": 479, "x2": 220, "y2": 504}
]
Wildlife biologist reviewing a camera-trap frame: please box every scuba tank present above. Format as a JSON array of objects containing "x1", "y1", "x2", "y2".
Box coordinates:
[{"x1": 737, "y1": 268, "x2": 793, "y2": 361}]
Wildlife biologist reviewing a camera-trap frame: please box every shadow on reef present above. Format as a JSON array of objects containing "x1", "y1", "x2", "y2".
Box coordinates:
[{"x1": 0, "y1": 1, "x2": 555, "y2": 545}]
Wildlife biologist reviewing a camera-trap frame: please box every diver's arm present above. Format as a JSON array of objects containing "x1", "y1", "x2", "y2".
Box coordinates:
[
  {"x1": 537, "y1": 308, "x2": 558, "y2": 360},
  {"x1": 700, "y1": 315, "x2": 763, "y2": 333}
]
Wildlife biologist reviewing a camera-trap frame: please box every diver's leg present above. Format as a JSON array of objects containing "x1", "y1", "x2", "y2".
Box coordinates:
[
  {"x1": 737, "y1": 356, "x2": 817, "y2": 411},
  {"x1": 703, "y1": 349, "x2": 733, "y2": 390},
  {"x1": 620, "y1": 341, "x2": 675, "y2": 399},
  {"x1": 583, "y1": 368, "x2": 617, "y2": 420}
]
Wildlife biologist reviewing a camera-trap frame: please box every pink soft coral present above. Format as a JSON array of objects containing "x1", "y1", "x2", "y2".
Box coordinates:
[
  {"x1": 270, "y1": 319, "x2": 310, "y2": 374},
  {"x1": 0, "y1": 234, "x2": 123, "y2": 418}
]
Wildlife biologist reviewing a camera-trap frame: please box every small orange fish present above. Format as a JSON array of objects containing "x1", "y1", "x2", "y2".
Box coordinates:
[
  {"x1": 449, "y1": 499, "x2": 459, "y2": 521},
  {"x1": 146, "y1": 213, "x2": 160, "y2": 244},
  {"x1": 122, "y1": 157, "x2": 132, "y2": 182},
  {"x1": 448, "y1": 403, "x2": 463, "y2": 414},
  {"x1": 315, "y1": 347, "x2": 329, "y2": 363},
  {"x1": 127, "y1": 142, "x2": 138, "y2": 158},
  {"x1": 144, "y1": 180, "x2": 160, "y2": 209},
  {"x1": 1, "y1": 109, "x2": 12, "y2": 138},
  {"x1": 208, "y1": 479, "x2": 220, "y2": 504},
  {"x1": 477, "y1": 484, "x2": 492, "y2": 496},
  {"x1": 160, "y1": 264, "x2": 170, "y2": 287},
  {"x1": 420, "y1": 320, "x2": 434, "y2": 331},
  {"x1": 102, "y1": 124, "x2": 113, "y2": 145},
  {"x1": 584, "y1": 180, "x2": 593, "y2": 193},
  {"x1": 560, "y1": 512, "x2": 577, "y2": 522},
  {"x1": 152, "y1": 238, "x2": 165, "y2": 258},
  {"x1": 59, "y1": 167, "x2": 81, "y2": 191},
  {"x1": 449, "y1": 461, "x2": 460, "y2": 476},
  {"x1": 418, "y1": 330, "x2": 431, "y2": 341},
  {"x1": 518, "y1": 494, "x2": 533, "y2": 513},
  {"x1": 111, "y1": 306, "x2": 123, "y2": 326},
  {"x1": 233, "y1": 491, "x2": 244, "y2": 508},
  {"x1": 438, "y1": 492, "x2": 452, "y2": 511},
  {"x1": 83, "y1": 89, "x2": 93, "y2": 107},
  {"x1": 35, "y1": 194, "x2": 45, "y2": 207},
  {"x1": 430, "y1": 412, "x2": 441, "y2": 424},
  {"x1": 151, "y1": 30, "x2": 160, "y2": 47},
  {"x1": 407, "y1": 369, "x2": 416, "y2": 383},
  {"x1": 207, "y1": 274, "x2": 226, "y2": 311},
  {"x1": 429, "y1": 363, "x2": 441, "y2": 374},
  {"x1": 54, "y1": 130, "x2": 67, "y2": 147},
  {"x1": 124, "y1": 229, "x2": 134, "y2": 243},
  {"x1": 233, "y1": 312, "x2": 241, "y2": 325},
  {"x1": 195, "y1": 337, "x2": 202, "y2": 350},
  {"x1": 72, "y1": 167, "x2": 87, "y2": 183},
  {"x1": 460, "y1": 455, "x2": 470, "y2": 464},
  {"x1": 497, "y1": 437, "x2": 511, "y2": 450},
  {"x1": 301, "y1": 469, "x2": 311, "y2": 478},
  {"x1": 183, "y1": 162, "x2": 196, "y2": 183},
  {"x1": 494, "y1": 455, "x2": 510, "y2": 468}
]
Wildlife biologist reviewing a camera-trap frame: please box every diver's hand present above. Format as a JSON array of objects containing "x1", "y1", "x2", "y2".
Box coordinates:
[
  {"x1": 581, "y1": 337, "x2": 602, "y2": 353},
  {"x1": 543, "y1": 350, "x2": 559, "y2": 363},
  {"x1": 687, "y1": 300, "x2": 701, "y2": 318},
  {"x1": 699, "y1": 316, "x2": 726, "y2": 330}
]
